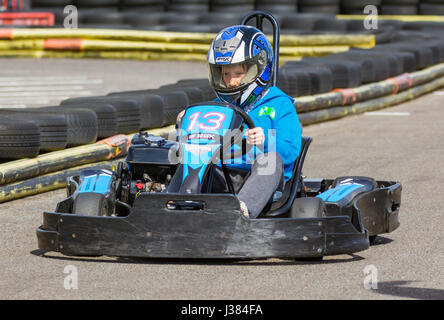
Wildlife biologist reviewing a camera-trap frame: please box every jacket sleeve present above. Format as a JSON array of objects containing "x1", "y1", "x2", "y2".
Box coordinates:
[{"x1": 273, "y1": 98, "x2": 302, "y2": 169}]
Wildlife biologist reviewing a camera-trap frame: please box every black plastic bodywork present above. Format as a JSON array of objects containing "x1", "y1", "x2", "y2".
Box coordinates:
[
  {"x1": 36, "y1": 180, "x2": 401, "y2": 259},
  {"x1": 36, "y1": 133, "x2": 402, "y2": 259}
]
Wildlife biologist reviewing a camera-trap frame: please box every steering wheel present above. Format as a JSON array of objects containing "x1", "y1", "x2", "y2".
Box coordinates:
[{"x1": 220, "y1": 103, "x2": 256, "y2": 161}]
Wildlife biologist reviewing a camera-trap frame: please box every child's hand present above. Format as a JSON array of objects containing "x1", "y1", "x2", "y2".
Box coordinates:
[{"x1": 246, "y1": 127, "x2": 265, "y2": 145}]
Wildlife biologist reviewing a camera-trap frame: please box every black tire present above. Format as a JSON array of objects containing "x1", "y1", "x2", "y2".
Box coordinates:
[
  {"x1": 255, "y1": 3, "x2": 298, "y2": 15},
  {"x1": 299, "y1": 0, "x2": 339, "y2": 4},
  {"x1": 210, "y1": 0, "x2": 255, "y2": 13},
  {"x1": 330, "y1": 50, "x2": 393, "y2": 83},
  {"x1": 120, "y1": 5, "x2": 165, "y2": 13},
  {"x1": 197, "y1": 12, "x2": 243, "y2": 25},
  {"x1": 76, "y1": 0, "x2": 120, "y2": 6},
  {"x1": 290, "y1": 197, "x2": 326, "y2": 219},
  {"x1": 149, "y1": 90, "x2": 189, "y2": 126},
  {"x1": 341, "y1": 0, "x2": 381, "y2": 9},
  {"x1": 79, "y1": 10, "x2": 124, "y2": 25},
  {"x1": 380, "y1": 5, "x2": 417, "y2": 15},
  {"x1": 300, "y1": 58, "x2": 362, "y2": 89},
  {"x1": 419, "y1": 3, "x2": 444, "y2": 15},
  {"x1": 370, "y1": 47, "x2": 417, "y2": 73},
  {"x1": 281, "y1": 15, "x2": 316, "y2": 32},
  {"x1": 0, "y1": 118, "x2": 40, "y2": 160},
  {"x1": 382, "y1": 0, "x2": 418, "y2": 4},
  {"x1": 277, "y1": 72, "x2": 291, "y2": 96},
  {"x1": 381, "y1": 43, "x2": 434, "y2": 70},
  {"x1": 59, "y1": 102, "x2": 118, "y2": 139},
  {"x1": 299, "y1": 5, "x2": 340, "y2": 14},
  {"x1": 283, "y1": 63, "x2": 333, "y2": 94},
  {"x1": 109, "y1": 89, "x2": 189, "y2": 126},
  {"x1": 37, "y1": 106, "x2": 98, "y2": 147},
  {"x1": 31, "y1": 0, "x2": 74, "y2": 6},
  {"x1": 175, "y1": 78, "x2": 218, "y2": 101},
  {"x1": 72, "y1": 192, "x2": 111, "y2": 216},
  {"x1": 159, "y1": 84, "x2": 204, "y2": 105},
  {"x1": 61, "y1": 96, "x2": 141, "y2": 134},
  {"x1": 168, "y1": 0, "x2": 210, "y2": 12},
  {"x1": 104, "y1": 99, "x2": 141, "y2": 134},
  {"x1": 120, "y1": 0, "x2": 165, "y2": 5},
  {"x1": 1, "y1": 112, "x2": 68, "y2": 152},
  {"x1": 158, "y1": 12, "x2": 200, "y2": 24},
  {"x1": 279, "y1": 69, "x2": 312, "y2": 97},
  {"x1": 97, "y1": 93, "x2": 164, "y2": 129}
]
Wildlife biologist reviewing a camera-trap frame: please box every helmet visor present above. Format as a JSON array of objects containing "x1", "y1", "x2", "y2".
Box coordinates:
[{"x1": 208, "y1": 51, "x2": 267, "y2": 93}]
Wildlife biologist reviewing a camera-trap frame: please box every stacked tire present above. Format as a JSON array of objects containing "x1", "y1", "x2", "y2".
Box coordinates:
[
  {"x1": 380, "y1": 0, "x2": 419, "y2": 15},
  {"x1": 119, "y1": 0, "x2": 166, "y2": 12},
  {"x1": 0, "y1": 111, "x2": 68, "y2": 152},
  {"x1": 419, "y1": 0, "x2": 444, "y2": 15},
  {"x1": 168, "y1": 0, "x2": 209, "y2": 12},
  {"x1": 61, "y1": 94, "x2": 165, "y2": 134},
  {"x1": 340, "y1": 0, "x2": 381, "y2": 14},
  {"x1": 0, "y1": 118, "x2": 40, "y2": 160},
  {"x1": 255, "y1": 0, "x2": 298, "y2": 15},
  {"x1": 210, "y1": 0, "x2": 255, "y2": 13},
  {"x1": 299, "y1": 0, "x2": 341, "y2": 14},
  {"x1": 75, "y1": 0, "x2": 123, "y2": 28}
]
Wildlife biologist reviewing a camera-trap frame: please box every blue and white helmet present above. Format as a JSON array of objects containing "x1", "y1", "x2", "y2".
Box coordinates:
[{"x1": 208, "y1": 25, "x2": 273, "y2": 110}]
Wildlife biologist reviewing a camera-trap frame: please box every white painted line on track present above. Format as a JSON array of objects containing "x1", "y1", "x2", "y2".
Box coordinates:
[
  {"x1": 0, "y1": 79, "x2": 103, "y2": 87},
  {"x1": 0, "y1": 91, "x2": 92, "y2": 97},
  {"x1": 0, "y1": 76, "x2": 90, "y2": 81},
  {"x1": 0, "y1": 97, "x2": 55, "y2": 103},
  {"x1": 0, "y1": 105, "x2": 27, "y2": 109},
  {"x1": 0, "y1": 86, "x2": 85, "y2": 92}
]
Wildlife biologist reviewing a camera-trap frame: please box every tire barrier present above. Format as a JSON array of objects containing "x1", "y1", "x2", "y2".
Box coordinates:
[
  {"x1": 0, "y1": 134, "x2": 130, "y2": 186},
  {"x1": 298, "y1": 65, "x2": 444, "y2": 125},
  {"x1": 0, "y1": 28, "x2": 375, "y2": 62},
  {"x1": 25, "y1": 1, "x2": 444, "y2": 27},
  {"x1": 0, "y1": 159, "x2": 120, "y2": 204},
  {"x1": 0, "y1": 125, "x2": 174, "y2": 203}
]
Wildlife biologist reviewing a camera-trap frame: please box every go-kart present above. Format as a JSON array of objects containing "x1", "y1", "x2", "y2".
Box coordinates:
[
  {"x1": 36, "y1": 11, "x2": 401, "y2": 260},
  {"x1": 36, "y1": 99, "x2": 401, "y2": 260}
]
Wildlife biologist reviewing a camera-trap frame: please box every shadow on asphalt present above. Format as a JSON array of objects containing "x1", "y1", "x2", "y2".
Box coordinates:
[
  {"x1": 372, "y1": 281, "x2": 444, "y2": 300},
  {"x1": 30, "y1": 249, "x2": 364, "y2": 266},
  {"x1": 370, "y1": 236, "x2": 393, "y2": 246}
]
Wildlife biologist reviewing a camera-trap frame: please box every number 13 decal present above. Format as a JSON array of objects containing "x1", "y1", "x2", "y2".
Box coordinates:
[{"x1": 187, "y1": 111, "x2": 226, "y2": 131}]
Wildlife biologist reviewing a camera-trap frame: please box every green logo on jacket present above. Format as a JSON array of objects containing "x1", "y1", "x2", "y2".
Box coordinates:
[{"x1": 258, "y1": 106, "x2": 275, "y2": 119}]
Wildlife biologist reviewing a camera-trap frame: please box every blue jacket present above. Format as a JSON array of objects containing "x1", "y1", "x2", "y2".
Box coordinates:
[{"x1": 223, "y1": 86, "x2": 302, "y2": 181}]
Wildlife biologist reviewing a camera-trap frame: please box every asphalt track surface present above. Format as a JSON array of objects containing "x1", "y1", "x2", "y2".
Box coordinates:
[{"x1": 0, "y1": 59, "x2": 443, "y2": 301}]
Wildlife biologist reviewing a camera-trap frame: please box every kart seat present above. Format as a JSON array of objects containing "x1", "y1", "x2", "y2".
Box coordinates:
[{"x1": 258, "y1": 136, "x2": 312, "y2": 218}]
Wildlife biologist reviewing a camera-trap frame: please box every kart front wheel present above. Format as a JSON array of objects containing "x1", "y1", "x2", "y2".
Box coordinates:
[{"x1": 72, "y1": 193, "x2": 113, "y2": 216}]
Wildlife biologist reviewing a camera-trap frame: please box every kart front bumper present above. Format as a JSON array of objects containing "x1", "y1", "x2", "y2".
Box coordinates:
[{"x1": 36, "y1": 193, "x2": 370, "y2": 259}]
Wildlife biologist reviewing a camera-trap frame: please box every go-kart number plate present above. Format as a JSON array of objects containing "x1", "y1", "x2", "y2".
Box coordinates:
[
  {"x1": 182, "y1": 105, "x2": 235, "y2": 138},
  {"x1": 187, "y1": 111, "x2": 226, "y2": 131}
]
